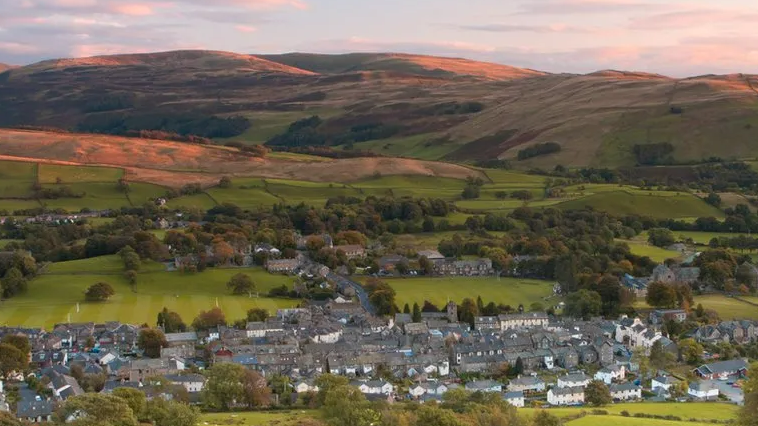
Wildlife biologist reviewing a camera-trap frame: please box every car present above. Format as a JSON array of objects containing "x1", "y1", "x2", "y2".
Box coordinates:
[{"x1": 726, "y1": 381, "x2": 734, "y2": 385}]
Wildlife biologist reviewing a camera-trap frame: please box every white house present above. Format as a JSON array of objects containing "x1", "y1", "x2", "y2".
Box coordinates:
[
  {"x1": 309, "y1": 328, "x2": 342, "y2": 344},
  {"x1": 409, "y1": 381, "x2": 448, "y2": 398},
  {"x1": 651, "y1": 375, "x2": 678, "y2": 392},
  {"x1": 295, "y1": 381, "x2": 320, "y2": 394},
  {"x1": 499, "y1": 312, "x2": 549, "y2": 330},
  {"x1": 97, "y1": 351, "x2": 117, "y2": 366},
  {"x1": 609, "y1": 383, "x2": 641, "y2": 401},
  {"x1": 166, "y1": 374, "x2": 206, "y2": 393},
  {"x1": 353, "y1": 380, "x2": 394, "y2": 395},
  {"x1": 504, "y1": 391, "x2": 525, "y2": 408},
  {"x1": 508, "y1": 376, "x2": 546, "y2": 393},
  {"x1": 557, "y1": 373, "x2": 591, "y2": 388},
  {"x1": 594, "y1": 365, "x2": 626, "y2": 384},
  {"x1": 547, "y1": 386, "x2": 584, "y2": 406},
  {"x1": 688, "y1": 382, "x2": 719, "y2": 401},
  {"x1": 465, "y1": 380, "x2": 503, "y2": 393}
]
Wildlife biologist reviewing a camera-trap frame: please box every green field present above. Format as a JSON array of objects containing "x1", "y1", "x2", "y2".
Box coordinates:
[
  {"x1": 557, "y1": 191, "x2": 724, "y2": 219},
  {"x1": 617, "y1": 239, "x2": 681, "y2": 262},
  {"x1": 0, "y1": 160, "x2": 36, "y2": 198},
  {"x1": 200, "y1": 410, "x2": 318, "y2": 426},
  {"x1": 566, "y1": 416, "x2": 712, "y2": 426},
  {"x1": 0, "y1": 257, "x2": 299, "y2": 328},
  {"x1": 362, "y1": 276, "x2": 556, "y2": 307},
  {"x1": 694, "y1": 294, "x2": 758, "y2": 320},
  {"x1": 40, "y1": 183, "x2": 131, "y2": 211},
  {"x1": 674, "y1": 231, "x2": 753, "y2": 244},
  {"x1": 352, "y1": 133, "x2": 460, "y2": 160},
  {"x1": 38, "y1": 164, "x2": 123, "y2": 183}
]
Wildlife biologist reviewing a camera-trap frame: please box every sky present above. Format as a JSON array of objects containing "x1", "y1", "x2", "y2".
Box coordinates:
[{"x1": 1, "y1": 0, "x2": 757, "y2": 76}]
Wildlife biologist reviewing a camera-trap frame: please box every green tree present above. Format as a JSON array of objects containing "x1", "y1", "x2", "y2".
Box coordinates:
[
  {"x1": 704, "y1": 193, "x2": 722, "y2": 207},
  {"x1": 315, "y1": 374, "x2": 349, "y2": 406},
  {"x1": 144, "y1": 398, "x2": 199, "y2": 426},
  {"x1": 0, "y1": 412, "x2": 24, "y2": 426},
  {"x1": 646, "y1": 282, "x2": 678, "y2": 308},
  {"x1": 246, "y1": 308, "x2": 269, "y2": 322},
  {"x1": 322, "y1": 385, "x2": 378, "y2": 426},
  {"x1": 192, "y1": 307, "x2": 226, "y2": 331},
  {"x1": 513, "y1": 357, "x2": 524, "y2": 376},
  {"x1": 0, "y1": 343, "x2": 26, "y2": 376},
  {"x1": 218, "y1": 176, "x2": 232, "y2": 189},
  {"x1": 157, "y1": 308, "x2": 187, "y2": 333},
  {"x1": 532, "y1": 411, "x2": 562, "y2": 426},
  {"x1": 739, "y1": 361, "x2": 758, "y2": 426},
  {"x1": 564, "y1": 289, "x2": 602, "y2": 319},
  {"x1": 412, "y1": 302, "x2": 421, "y2": 323},
  {"x1": 84, "y1": 282, "x2": 115, "y2": 302},
  {"x1": 1, "y1": 267, "x2": 27, "y2": 298},
  {"x1": 364, "y1": 278, "x2": 397, "y2": 316},
  {"x1": 202, "y1": 363, "x2": 245, "y2": 411},
  {"x1": 57, "y1": 393, "x2": 137, "y2": 426},
  {"x1": 227, "y1": 273, "x2": 255, "y2": 295},
  {"x1": 649, "y1": 340, "x2": 673, "y2": 371},
  {"x1": 137, "y1": 329, "x2": 168, "y2": 358},
  {"x1": 678, "y1": 338, "x2": 704, "y2": 365},
  {"x1": 631, "y1": 347, "x2": 651, "y2": 379},
  {"x1": 111, "y1": 388, "x2": 147, "y2": 422},
  {"x1": 648, "y1": 228, "x2": 675, "y2": 248},
  {"x1": 416, "y1": 404, "x2": 464, "y2": 426},
  {"x1": 1, "y1": 334, "x2": 30, "y2": 356},
  {"x1": 459, "y1": 297, "x2": 479, "y2": 328},
  {"x1": 124, "y1": 270, "x2": 138, "y2": 287},
  {"x1": 585, "y1": 380, "x2": 612, "y2": 406}
]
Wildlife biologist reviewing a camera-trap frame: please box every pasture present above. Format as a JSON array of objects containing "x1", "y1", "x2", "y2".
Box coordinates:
[
  {"x1": 361, "y1": 276, "x2": 556, "y2": 307},
  {"x1": 0, "y1": 256, "x2": 299, "y2": 329},
  {"x1": 617, "y1": 239, "x2": 681, "y2": 262},
  {"x1": 674, "y1": 231, "x2": 753, "y2": 244},
  {"x1": 557, "y1": 191, "x2": 724, "y2": 219},
  {"x1": 693, "y1": 294, "x2": 758, "y2": 320},
  {"x1": 199, "y1": 410, "x2": 318, "y2": 426},
  {"x1": 566, "y1": 416, "x2": 713, "y2": 426}
]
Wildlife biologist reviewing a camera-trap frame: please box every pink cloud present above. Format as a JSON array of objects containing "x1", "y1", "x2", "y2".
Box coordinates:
[
  {"x1": 628, "y1": 9, "x2": 758, "y2": 30},
  {"x1": 0, "y1": 41, "x2": 42, "y2": 54},
  {"x1": 235, "y1": 25, "x2": 256, "y2": 33},
  {"x1": 109, "y1": 3, "x2": 154, "y2": 16}
]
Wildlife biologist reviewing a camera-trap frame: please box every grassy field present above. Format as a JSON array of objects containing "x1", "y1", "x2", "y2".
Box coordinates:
[
  {"x1": 199, "y1": 410, "x2": 318, "y2": 426},
  {"x1": 617, "y1": 239, "x2": 681, "y2": 262},
  {"x1": 674, "y1": 231, "x2": 753, "y2": 244},
  {"x1": 566, "y1": 416, "x2": 713, "y2": 426},
  {"x1": 0, "y1": 257, "x2": 299, "y2": 328},
  {"x1": 693, "y1": 294, "x2": 758, "y2": 320},
  {"x1": 521, "y1": 402, "x2": 737, "y2": 423},
  {"x1": 362, "y1": 276, "x2": 556, "y2": 307},
  {"x1": 557, "y1": 191, "x2": 724, "y2": 219},
  {"x1": 0, "y1": 160, "x2": 36, "y2": 198},
  {"x1": 38, "y1": 163, "x2": 123, "y2": 183}
]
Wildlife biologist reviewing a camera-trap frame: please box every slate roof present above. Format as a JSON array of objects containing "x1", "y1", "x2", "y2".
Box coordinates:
[{"x1": 696, "y1": 359, "x2": 749, "y2": 375}]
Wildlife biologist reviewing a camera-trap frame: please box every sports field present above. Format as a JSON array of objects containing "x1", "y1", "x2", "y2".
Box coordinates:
[
  {"x1": 361, "y1": 276, "x2": 556, "y2": 307},
  {"x1": 693, "y1": 294, "x2": 758, "y2": 320},
  {"x1": 0, "y1": 256, "x2": 299, "y2": 329}
]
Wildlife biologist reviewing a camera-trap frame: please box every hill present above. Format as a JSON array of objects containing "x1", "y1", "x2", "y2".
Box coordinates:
[
  {"x1": 1, "y1": 49, "x2": 758, "y2": 167},
  {"x1": 258, "y1": 52, "x2": 546, "y2": 80},
  {"x1": 0, "y1": 63, "x2": 13, "y2": 73}
]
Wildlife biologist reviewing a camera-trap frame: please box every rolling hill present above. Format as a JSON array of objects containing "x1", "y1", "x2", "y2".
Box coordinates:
[{"x1": 1, "y1": 50, "x2": 758, "y2": 167}]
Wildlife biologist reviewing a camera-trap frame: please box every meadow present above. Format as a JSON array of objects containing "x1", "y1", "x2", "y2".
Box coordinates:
[
  {"x1": 360, "y1": 276, "x2": 556, "y2": 308},
  {"x1": 520, "y1": 402, "x2": 737, "y2": 422},
  {"x1": 616, "y1": 239, "x2": 681, "y2": 262},
  {"x1": 199, "y1": 410, "x2": 318, "y2": 426},
  {"x1": 557, "y1": 191, "x2": 724, "y2": 219},
  {"x1": 0, "y1": 256, "x2": 299, "y2": 329},
  {"x1": 674, "y1": 231, "x2": 754, "y2": 244},
  {"x1": 693, "y1": 294, "x2": 758, "y2": 320}
]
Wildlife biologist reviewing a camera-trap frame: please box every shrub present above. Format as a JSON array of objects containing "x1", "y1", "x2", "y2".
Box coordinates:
[{"x1": 517, "y1": 142, "x2": 561, "y2": 160}]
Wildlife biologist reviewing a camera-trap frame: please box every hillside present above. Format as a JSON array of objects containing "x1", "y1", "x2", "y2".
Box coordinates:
[
  {"x1": 0, "y1": 63, "x2": 13, "y2": 73},
  {"x1": 258, "y1": 52, "x2": 546, "y2": 80},
  {"x1": 1, "y1": 50, "x2": 758, "y2": 167}
]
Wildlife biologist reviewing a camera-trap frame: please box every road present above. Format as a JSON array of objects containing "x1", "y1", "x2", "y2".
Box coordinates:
[{"x1": 327, "y1": 271, "x2": 376, "y2": 315}]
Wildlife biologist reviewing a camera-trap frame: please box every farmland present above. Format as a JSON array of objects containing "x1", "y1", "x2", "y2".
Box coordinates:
[
  {"x1": 0, "y1": 256, "x2": 299, "y2": 329},
  {"x1": 199, "y1": 410, "x2": 319, "y2": 426},
  {"x1": 674, "y1": 231, "x2": 754, "y2": 244},
  {"x1": 693, "y1": 294, "x2": 758, "y2": 320},
  {"x1": 556, "y1": 190, "x2": 724, "y2": 219},
  {"x1": 359, "y1": 276, "x2": 556, "y2": 308},
  {"x1": 617, "y1": 239, "x2": 681, "y2": 262}
]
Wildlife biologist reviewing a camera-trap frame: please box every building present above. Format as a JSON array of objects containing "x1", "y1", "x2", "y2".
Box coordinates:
[
  {"x1": 465, "y1": 380, "x2": 503, "y2": 393},
  {"x1": 433, "y1": 258, "x2": 493, "y2": 276},
  {"x1": 594, "y1": 365, "x2": 625, "y2": 384},
  {"x1": 610, "y1": 383, "x2": 641, "y2": 401},
  {"x1": 165, "y1": 374, "x2": 206, "y2": 393},
  {"x1": 507, "y1": 376, "x2": 546, "y2": 393},
  {"x1": 688, "y1": 382, "x2": 719, "y2": 401},
  {"x1": 694, "y1": 359, "x2": 749, "y2": 380},
  {"x1": 651, "y1": 375, "x2": 679, "y2": 392},
  {"x1": 650, "y1": 309, "x2": 687, "y2": 325},
  {"x1": 557, "y1": 372, "x2": 591, "y2": 388},
  {"x1": 16, "y1": 400, "x2": 54, "y2": 423},
  {"x1": 418, "y1": 250, "x2": 445, "y2": 260},
  {"x1": 547, "y1": 386, "x2": 584, "y2": 406},
  {"x1": 352, "y1": 380, "x2": 394, "y2": 395},
  {"x1": 266, "y1": 259, "x2": 300, "y2": 273},
  {"x1": 504, "y1": 391, "x2": 525, "y2": 408},
  {"x1": 499, "y1": 312, "x2": 549, "y2": 331},
  {"x1": 620, "y1": 274, "x2": 650, "y2": 297},
  {"x1": 334, "y1": 245, "x2": 366, "y2": 259}
]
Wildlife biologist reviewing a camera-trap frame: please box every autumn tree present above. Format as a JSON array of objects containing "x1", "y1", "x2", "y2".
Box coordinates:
[
  {"x1": 739, "y1": 361, "x2": 758, "y2": 426},
  {"x1": 241, "y1": 369, "x2": 271, "y2": 408},
  {"x1": 678, "y1": 338, "x2": 704, "y2": 365},
  {"x1": 0, "y1": 343, "x2": 27, "y2": 377},
  {"x1": 585, "y1": 380, "x2": 612, "y2": 406},
  {"x1": 84, "y1": 282, "x2": 115, "y2": 302},
  {"x1": 192, "y1": 307, "x2": 226, "y2": 331},
  {"x1": 157, "y1": 308, "x2": 187, "y2": 333},
  {"x1": 111, "y1": 388, "x2": 147, "y2": 422},
  {"x1": 144, "y1": 398, "x2": 199, "y2": 426},
  {"x1": 202, "y1": 363, "x2": 246, "y2": 411},
  {"x1": 246, "y1": 308, "x2": 269, "y2": 322},
  {"x1": 138, "y1": 329, "x2": 168, "y2": 358},
  {"x1": 57, "y1": 393, "x2": 137, "y2": 426},
  {"x1": 227, "y1": 273, "x2": 255, "y2": 295},
  {"x1": 646, "y1": 282, "x2": 678, "y2": 308}
]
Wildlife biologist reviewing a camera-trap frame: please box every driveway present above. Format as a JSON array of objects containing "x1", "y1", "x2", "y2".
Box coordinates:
[{"x1": 704, "y1": 379, "x2": 743, "y2": 404}]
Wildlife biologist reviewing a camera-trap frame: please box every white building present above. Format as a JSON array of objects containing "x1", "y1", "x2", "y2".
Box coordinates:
[
  {"x1": 353, "y1": 380, "x2": 394, "y2": 395},
  {"x1": 166, "y1": 374, "x2": 206, "y2": 393},
  {"x1": 594, "y1": 365, "x2": 626, "y2": 384},
  {"x1": 409, "y1": 381, "x2": 448, "y2": 398},
  {"x1": 499, "y1": 313, "x2": 549, "y2": 331},
  {"x1": 295, "y1": 381, "x2": 319, "y2": 393},
  {"x1": 547, "y1": 386, "x2": 585, "y2": 406},
  {"x1": 508, "y1": 376, "x2": 546, "y2": 393},
  {"x1": 504, "y1": 391, "x2": 525, "y2": 408},
  {"x1": 651, "y1": 375, "x2": 678, "y2": 392},
  {"x1": 609, "y1": 383, "x2": 641, "y2": 401},
  {"x1": 557, "y1": 373, "x2": 591, "y2": 388},
  {"x1": 688, "y1": 382, "x2": 719, "y2": 401}
]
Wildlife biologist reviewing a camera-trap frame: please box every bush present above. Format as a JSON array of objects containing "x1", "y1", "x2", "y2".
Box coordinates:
[
  {"x1": 517, "y1": 142, "x2": 561, "y2": 160},
  {"x1": 620, "y1": 411, "x2": 630, "y2": 417}
]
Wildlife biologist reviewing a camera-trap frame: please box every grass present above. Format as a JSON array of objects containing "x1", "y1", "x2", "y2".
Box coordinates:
[
  {"x1": 521, "y1": 402, "x2": 737, "y2": 422},
  {"x1": 207, "y1": 186, "x2": 282, "y2": 210},
  {"x1": 566, "y1": 416, "x2": 713, "y2": 426},
  {"x1": 166, "y1": 193, "x2": 218, "y2": 210},
  {"x1": 362, "y1": 276, "x2": 556, "y2": 307},
  {"x1": 40, "y1": 183, "x2": 131, "y2": 211},
  {"x1": 0, "y1": 257, "x2": 299, "y2": 329},
  {"x1": 199, "y1": 410, "x2": 318, "y2": 426},
  {"x1": 128, "y1": 183, "x2": 169, "y2": 205},
  {"x1": 0, "y1": 160, "x2": 36, "y2": 198},
  {"x1": 617, "y1": 239, "x2": 681, "y2": 262},
  {"x1": 674, "y1": 231, "x2": 754, "y2": 244},
  {"x1": 223, "y1": 109, "x2": 343, "y2": 143},
  {"x1": 556, "y1": 191, "x2": 724, "y2": 219},
  {"x1": 693, "y1": 294, "x2": 758, "y2": 320},
  {"x1": 352, "y1": 133, "x2": 459, "y2": 160},
  {"x1": 38, "y1": 163, "x2": 123, "y2": 183}
]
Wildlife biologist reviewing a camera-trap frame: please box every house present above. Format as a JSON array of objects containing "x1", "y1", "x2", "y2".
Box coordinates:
[
  {"x1": 620, "y1": 274, "x2": 650, "y2": 297},
  {"x1": 418, "y1": 250, "x2": 445, "y2": 261},
  {"x1": 379, "y1": 255, "x2": 408, "y2": 272},
  {"x1": 594, "y1": 365, "x2": 626, "y2": 384},
  {"x1": 650, "y1": 309, "x2": 687, "y2": 325},
  {"x1": 433, "y1": 258, "x2": 493, "y2": 276},
  {"x1": 694, "y1": 359, "x2": 749, "y2": 380},
  {"x1": 557, "y1": 372, "x2": 591, "y2": 388},
  {"x1": 610, "y1": 383, "x2": 641, "y2": 401},
  {"x1": 254, "y1": 244, "x2": 281, "y2": 256},
  {"x1": 499, "y1": 312, "x2": 549, "y2": 330},
  {"x1": 295, "y1": 381, "x2": 319, "y2": 394},
  {"x1": 688, "y1": 382, "x2": 719, "y2": 401},
  {"x1": 474, "y1": 316, "x2": 500, "y2": 331},
  {"x1": 547, "y1": 386, "x2": 584, "y2": 406},
  {"x1": 504, "y1": 391, "x2": 525, "y2": 408},
  {"x1": 334, "y1": 245, "x2": 366, "y2": 259},
  {"x1": 409, "y1": 381, "x2": 448, "y2": 398},
  {"x1": 651, "y1": 375, "x2": 679, "y2": 392},
  {"x1": 507, "y1": 376, "x2": 546, "y2": 393},
  {"x1": 16, "y1": 399, "x2": 54, "y2": 423},
  {"x1": 165, "y1": 374, "x2": 206, "y2": 393},
  {"x1": 651, "y1": 264, "x2": 676, "y2": 282},
  {"x1": 353, "y1": 380, "x2": 394, "y2": 395},
  {"x1": 266, "y1": 259, "x2": 300, "y2": 274},
  {"x1": 465, "y1": 380, "x2": 503, "y2": 393}
]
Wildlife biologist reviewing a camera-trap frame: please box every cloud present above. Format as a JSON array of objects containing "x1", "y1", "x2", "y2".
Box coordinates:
[
  {"x1": 109, "y1": 3, "x2": 155, "y2": 16},
  {"x1": 516, "y1": 0, "x2": 667, "y2": 15},
  {"x1": 457, "y1": 23, "x2": 609, "y2": 34},
  {"x1": 235, "y1": 25, "x2": 256, "y2": 33},
  {"x1": 628, "y1": 9, "x2": 758, "y2": 30},
  {"x1": 306, "y1": 37, "x2": 497, "y2": 55}
]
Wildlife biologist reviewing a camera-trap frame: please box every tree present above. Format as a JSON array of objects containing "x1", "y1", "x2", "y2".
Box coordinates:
[
  {"x1": 739, "y1": 361, "x2": 758, "y2": 426},
  {"x1": 218, "y1": 176, "x2": 232, "y2": 189},
  {"x1": 1, "y1": 267, "x2": 27, "y2": 298},
  {"x1": 585, "y1": 380, "x2": 612, "y2": 406},
  {"x1": 124, "y1": 270, "x2": 138, "y2": 287},
  {"x1": 564, "y1": 289, "x2": 602, "y2": 319},
  {"x1": 513, "y1": 357, "x2": 524, "y2": 376},
  {"x1": 2, "y1": 334, "x2": 30, "y2": 356},
  {"x1": 111, "y1": 389, "x2": 146, "y2": 422},
  {"x1": 227, "y1": 273, "x2": 255, "y2": 295},
  {"x1": 458, "y1": 298, "x2": 479, "y2": 329},
  {"x1": 203, "y1": 363, "x2": 245, "y2": 411},
  {"x1": 648, "y1": 228, "x2": 675, "y2": 248},
  {"x1": 678, "y1": 338, "x2": 704, "y2": 365},
  {"x1": 415, "y1": 404, "x2": 463, "y2": 426},
  {"x1": 315, "y1": 374, "x2": 349, "y2": 406},
  {"x1": 157, "y1": 308, "x2": 187, "y2": 333},
  {"x1": 532, "y1": 411, "x2": 561, "y2": 426},
  {"x1": 412, "y1": 302, "x2": 421, "y2": 322},
  {"x1": 364, "y1": 278, "x2": 397, "y2": 316},
  {"x1": 403, "y1": 303, "x2": 410, "y2": 314},
  {"x1": 705, "y1": 193, "x2": 722, "y2": 207},
  {"x1": 0, "y1": 412, "x2": 24, "y2": 426},
  {"x1": 649, "y1": 340, "x2": 673, "y2": 371},
  {"x1": 246, "y1": 308, "x2": 269, "y2": 322},
  {"x1": 240, "y1": 369, "x2": 272, "y2": 408},
  {"x1": 0, "y1": 343, "x2": 26, "y2": 377},
  {"x1": 646, "y1": 282, "x2": 678, "y2": 308},
  {"x1": 631, "y1": 347, "x2": 651, "y2": 379},
  {"x1": 322, "y1": 385, "x2": 378, "y2": 426},
  {"x1": 85, "y1": 282, "x2": 115, "y2": 302},
  {"x1": 137, "y1": 329, "x2": 168, "y2": 358},
  {"x1": 144, "y1": 399, "x2": 199, "y2": 426},
  {"x1": 57, "y1": 393, "x2": 137, "y2": 426},
  {"x1": 192, "y1": 307, "x2": 226, "y2": 331}
]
